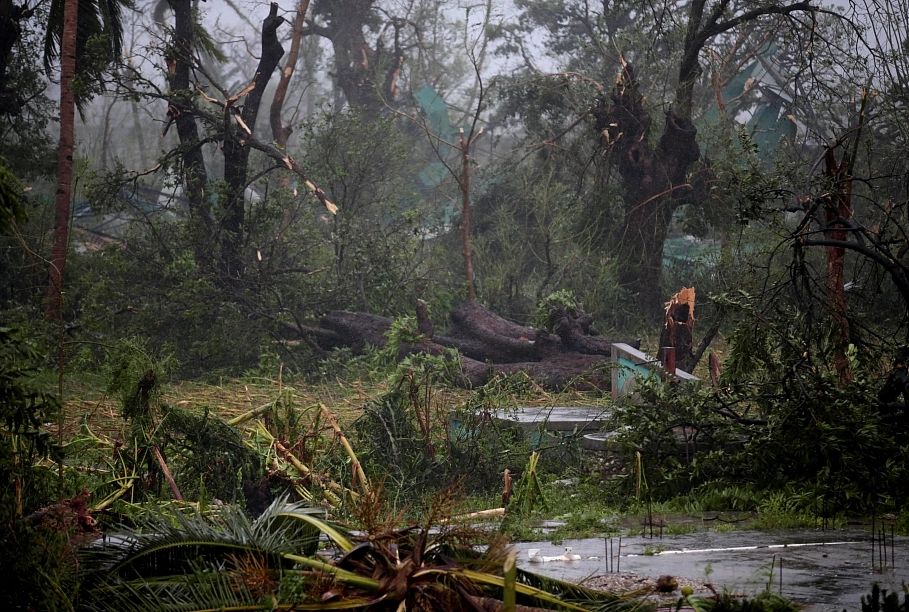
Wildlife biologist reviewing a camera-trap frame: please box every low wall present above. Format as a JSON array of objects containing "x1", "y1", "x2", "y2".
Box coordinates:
[{"x1": 610, "y1": 343, "x2": 698, "y2": 399}]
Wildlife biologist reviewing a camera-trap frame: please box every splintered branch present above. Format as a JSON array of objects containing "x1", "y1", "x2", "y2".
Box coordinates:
[
  {"x1": 244, "y1": 135, "x2": 338, "y2": 215},
  {"x1": 270, "y1": 0, "x2": 312, "y2": 148}
]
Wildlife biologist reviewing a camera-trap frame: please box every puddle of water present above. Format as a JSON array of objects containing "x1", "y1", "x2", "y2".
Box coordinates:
[
  {"x1": 513, "y1": 529, "x2": 908, "y2": 611},
  {"x1": 492, "y1": 406, "x2": 612, "y2": 431}
]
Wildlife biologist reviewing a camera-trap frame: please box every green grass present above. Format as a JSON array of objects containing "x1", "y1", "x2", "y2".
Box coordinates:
[{"x1": 44, "y1": 366, "x2": 889, "y2": 543}]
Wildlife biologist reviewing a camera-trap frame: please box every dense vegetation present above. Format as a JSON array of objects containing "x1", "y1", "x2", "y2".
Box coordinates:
[{"x1": 2, "y1": 0, "x2": 909, "y2": 609}]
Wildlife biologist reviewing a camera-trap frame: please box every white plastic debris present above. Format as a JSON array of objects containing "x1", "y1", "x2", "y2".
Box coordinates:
[{"x1": 527, "y1": 547, "x2": 581, "y2": 563}]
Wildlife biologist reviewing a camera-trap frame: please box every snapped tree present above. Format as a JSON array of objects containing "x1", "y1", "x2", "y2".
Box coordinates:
[
  {"x1": 591, "y1": 0, "x2": 817, "y2": 315},
  {"x1": 164, "y1": 0, "x2": 336, "y2": 282}
]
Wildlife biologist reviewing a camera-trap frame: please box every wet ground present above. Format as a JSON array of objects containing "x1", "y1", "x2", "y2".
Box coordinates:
[{"x1": 514, "y1": 528, "x2": 908, "y2": 611}]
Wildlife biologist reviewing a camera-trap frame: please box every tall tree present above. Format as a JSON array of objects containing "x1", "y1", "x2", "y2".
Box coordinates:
[
  {"x1": 591, "y1": 0, "x2": 816, "y2": 315},
  {"x1": 164, "y1": 0, "x2": 214, "y2": 270},
  {"x1": 498, "y1": 0, "x2": 823, "y2": 316},
  {"x1": 270, "y1": 0, "x2": 311, "y2": 150},
  {"x1": 164, "y1": 0, "x2": 335, "y2": 281},
  {"x1": 46, "y1": 0, "x2": 78, "y2": 322},
  {"x1": 304, "y1": 0, "x2": 424, "y2": 116},
  {"x1": 219, "y1": 2, "x2": 285, "y2": 279},
  {"x1": 38, "y1": 0, "x2": 130, "y2": 320}
]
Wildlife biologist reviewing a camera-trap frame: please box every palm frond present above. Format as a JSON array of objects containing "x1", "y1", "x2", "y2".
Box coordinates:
[
  {"x1": 43, "y1": 0, "x2": 131, "y2": 75},
  {"x1": 277, "y1": 510, "x2": 354, "y2": 553},
  {"x1": 82, "y1": 496, "x2": 323, "y2": 577},
  {"x1": 81, "y1": 497, "x2": 348, "y2": 610},
  {"x1": 515, "y1": 569, "x2": 654, "y2": 612},
  {"x1": 456, "y1": 569, "x2": 592, "y2": 612}
]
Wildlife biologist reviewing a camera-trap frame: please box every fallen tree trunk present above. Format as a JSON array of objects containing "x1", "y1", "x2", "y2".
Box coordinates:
[
  {"x1": 320, "y1": 311, "x2": 391, "y2": 350},
  {"x1": 549, "y1": 305, "x2": 619, "y2": 355},
  {"x1": 447, "y1": 301, "x2": 562, "y2": 362},
  {"x1": 295, "y1": 301, "x2": 630, "y2": 390}
]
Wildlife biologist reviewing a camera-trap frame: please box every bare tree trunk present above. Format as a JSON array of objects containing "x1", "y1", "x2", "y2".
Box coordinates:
[
  {"x1": 47, "y1": 0, "x2": 78, "y2": 493},
  {"x1": 270, "y1": 0, "x2": 310, "y2": 149},
  {"x1": 594, "y1": 62, "x2": 699, "y2": 316},
  {"x1": 167, "y1": 0, "x2": 214, "y2": 271},
  {"x1": 823, "y1": 147, "x2": 853, "y2": 383},
  {"x1": 325, "y1": 0, "x2": 381, "y2": 113},
  {"x1": 219, "y1": 2, "x2": 285, "y2": 280},
  {"x1": 459, "y1": 129, "x2": 476, "y2": 301},
  {"x1": 304, "y1": 0, "x2": 407, "y2": 116},
  {"x1": 47, "y1": 0, "x2": 78, "y2": 322}
]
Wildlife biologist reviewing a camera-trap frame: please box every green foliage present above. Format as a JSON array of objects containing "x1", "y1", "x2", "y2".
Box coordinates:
[
  {"x1": 91, "y1": 338, "x2": 275, "y2": 509},
  {"x1": 609, "y1": 375, "x2": 748, "y2": 501},
  {"x1": 43, "y1": 0, "x2": 132, "y2": 107},
  {"x1": 0, "y1": 327, "x2": 61, "y2": 521},
  {"x1": 1, "y1": 517, "x2": 82, "y2": 611},
  {"x1": 299, "y1": 110, "x2": 432, "y2": 314},
  {"x1": 684, "y1": 590, "x2": 800, "y2": 611},
  {"x1": 0, "y1": 329, "x2": 80, "y2": 612},
  {"x1": 158, "y1": 404, "x2": 264, "y2": 505},
  {"x1": 534, "y1": 289, "x2": 581, "y2": 332},
  {"x1": 752, "y1": 489, "x2": 824, "y2": 529},
  {"x1": 508, "y1": 451, "x2": 547, "y2": 516},
  {"x1": 0, "y1": 3, "x2": 55, "y2": 176},
  {"x1": 72, "y1": 242, "x2": 267, "y2": 378},
  {"x1": 616, "y1": 264, "x2": 909, "y2": 516},
  {"x1": 103, "y1": 337, "x2": 174, "y2": 425},
  {"x1": 609, "y1": 283, "x2": 909, "y2": 515},
  {"x1": 81, "y1": 491, "x2": 644, "y2": 612},
  {"x1": 80, "y1": 497, "x2": 326, "y2": 611},
  {"x1": 0, "y1": 161, "x2": 27, "y2": 233},
  {"x1": 60, "y1": 108, "x2": 444, "y2": 378},
  {"x1": 354, "y1": 365, "x2": 535, "y2": 501},
  {"x1": 374, "y1": 315, "x2": 424, "y2": 366}
]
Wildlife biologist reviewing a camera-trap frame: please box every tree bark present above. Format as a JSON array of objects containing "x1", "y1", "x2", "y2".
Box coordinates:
[
  {"x1": 318, "y1": 0, "x2": 383, "y2": 113},
  {"x1": 306, "y1": 0, "x2": 407, "y2": 116},
  {"x1": 447, "y1": 301, "x2": 561, "y2": 362},
  {"x1": 167, "y1": 0, "x2": 214, "y2": 271},
  {"x1": 823, "y1": 146, "x2": 853, "y2": 383},
  {"x1": 270, "y1": 0, "x2": 310, "y2": 149},
  {"x1": 593, "y1": 2, "x2": 815, "y2": 317},
  {"x1": 659, "y1": 287, "x2": 697, "y2": 373},
  {"x1": 295, "y1": 302, "x2": 636, "y2": 390},
  {"x1": 594, "y1": 62, "x2": 700, "y2": 317},
  {"x1": 220, "y1": 2, "x2": 285, "y2": 280},
  {"x1": 46, "y1": 0, "x2": 78, "y2": 322}
]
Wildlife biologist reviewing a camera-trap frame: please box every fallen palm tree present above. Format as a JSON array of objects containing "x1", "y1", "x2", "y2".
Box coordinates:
[{"x1": 80, "y1": 495, "x2": 649, "y2": 611}]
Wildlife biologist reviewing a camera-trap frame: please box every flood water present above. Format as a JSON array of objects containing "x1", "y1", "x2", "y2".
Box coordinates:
[{"x1": 514, "y1": 528, "x2": 908, "y2": 611}]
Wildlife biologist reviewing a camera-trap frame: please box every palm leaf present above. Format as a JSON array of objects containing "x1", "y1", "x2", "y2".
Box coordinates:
[
  {"x1": 455, "y1": 569, "x2": 593, "y2": 611},
  {"x1": 86, "y1": 566, "x2": 379, "y2": 611},
  {"x1": 80, "y1": 496, "x2": 388, "y2": 611},
  {"x1": 44, "y1": 0, "x2": 130, "y2": 73},
  {"x1": 515, "y1": 570, "x2": 654, "y2": 612},
  {"x1": 277, "y1": 510, "x2": 354, "y2": 553},
  {"x1": 83, "y1": 496, "x2": 322, "y2": 579}
]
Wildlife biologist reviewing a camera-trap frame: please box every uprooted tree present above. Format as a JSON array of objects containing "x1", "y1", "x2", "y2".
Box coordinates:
[{"x1": 287, "y1": 300, "x2": 639, "y2": 390}]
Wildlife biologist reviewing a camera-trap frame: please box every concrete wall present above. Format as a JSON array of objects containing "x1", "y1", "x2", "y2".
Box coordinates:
[{"x1": 610, "y1": 343, "x2": 698, "y2": 399}]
